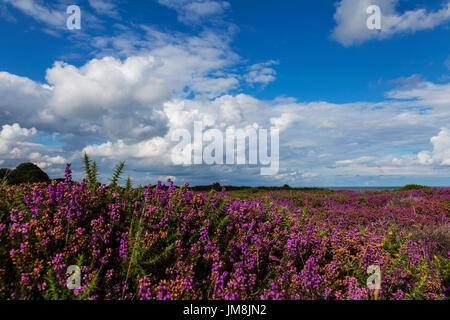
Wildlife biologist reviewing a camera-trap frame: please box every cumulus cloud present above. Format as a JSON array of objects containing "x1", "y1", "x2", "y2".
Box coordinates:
[
  {"x1": 93, "y1": 78, "x2": 450, "y2": 174},
  {"x1": 76, "y1": 71, "x2": 450, "y2": 183},
  {"x1": 28, "y1": 152, "x2": 66, "y2": 169},
  {"x1": 91, "y1": 28, "x2": 240, "y2": 94},
  {"x1": 83, "y1": 136, "x2": 169, "y2": 163},
  {"x1": 332, "y1": 0, "x2": 450, "y2": 46},
  {"x1": 45, "y1": 57, "x2": 170, "y2": 143},
  {"x1": 0, "y1": 123, "x2": 37, "y2": 155},
  {"x1": 2, "y1": 52, "x2": 450, "y2": 185},
  {"x1": 46, "y1": 57, "x2": 170, "y2": 117},
  {"x1": 0, "y1": 72, "x2": 52, "y2": 126},
  {"x1": 0, "y1": 25, "x2": 245, "y2": 148},
  {"x1": 1, "y1": 1, "x2": 450, "y2": 185},
  {"x1": 0, "y1": 17, "x2": 250, "y2": 177},
  {"x1": 0, "y1": 123, "x2": 65, "y2": 170},
  {"x1": 417, "y1": 128, "x2": 450, "y2": 166}
]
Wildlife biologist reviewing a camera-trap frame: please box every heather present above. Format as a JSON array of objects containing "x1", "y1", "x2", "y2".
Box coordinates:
[{"x1": 0, "y1": 163, "x2": 449, "y2": 300}]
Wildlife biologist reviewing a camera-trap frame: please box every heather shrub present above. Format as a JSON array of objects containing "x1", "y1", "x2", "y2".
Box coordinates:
[
  {"x1": 409, "y1": 224, "x2": 450, "y2": 257},
  {"x1": 0, "y1": 162, "x2": 448, "y2": 300}
]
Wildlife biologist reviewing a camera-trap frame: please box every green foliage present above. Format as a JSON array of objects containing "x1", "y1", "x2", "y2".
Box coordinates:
[
  {"x1": 408, "y1": 272, "x2": 429, "y2": 300},
  {"x1": 14, "y1": 191, "x2": 31, "y2": 215},
  {"x1": 83, "y1": 153, "x2": 99, "y2": 188},
  {"x1": 434, "y1": 255, "x2": 450, "y2": 293},
  {"x1": 383, "y1": 227, "x2": 412, "y2": 256},
  {"x1": 300, "y1": 206, "x2": 308, "y2": 224},
  {"x1": 126, "y1": 177, "x2": 132, "y2": 193},
  {"x1": 43, "y1": 268, "x2": 71, "y2": 300},
  {"x1": 145, "y1": 240, "x2": 177, "y2": 266},
  {"x1": 83, "y1": 152, "x2": 91, "y2": 177},
  {"x1": 357, "y1": 197, "x2": 369, "y2": 205},
  {"x1": 91, "y1": 161, "x2": 98, "y2": 185},
  {"x1": 77, "y1": 268, "x2": 101, "y2": 300},
  {"x1": 110, "y1": 161, "x2": 125, "y2": 189},
  {"x1": 84, "y1": 154, "x2": 129, "y2": 191},
  {"x1": 83, "y1": 153, "x2": 97, "y2": 187},
  {"x1": 397, "y1": 184, "x2": 430, "y2": 191},
  {"x1": 358, "y1": 225, "x2": 368, "y2": 236}
]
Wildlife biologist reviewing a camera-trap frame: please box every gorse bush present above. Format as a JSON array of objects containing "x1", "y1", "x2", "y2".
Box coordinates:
[{"x1": 0, "y1": 159, "x2": 448, "y2": 300}]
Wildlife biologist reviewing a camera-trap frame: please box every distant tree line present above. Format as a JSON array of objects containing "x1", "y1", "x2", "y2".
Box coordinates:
[{"x1": 189, "y1": 182, "x2": 327, "y2": 192}]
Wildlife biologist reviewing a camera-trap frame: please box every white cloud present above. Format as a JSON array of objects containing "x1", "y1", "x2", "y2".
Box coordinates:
[
  {"x1": 270, "y1": 113, "x2": 301, "y2": 132},
  {"x1": 301, "y1": 172, "x2": 318, "y2": 178},
  {"x1": 0, "y1": 123, "x2": 65, "y2": 169},
  {"x1": 1, "y1": 0, "x2": 107, "y2": 36},
  {"x1": 83, "y1": 137, "x2": 169, "y2": 160},
  {"x1": 387, "y1": 81, "x2": 450, "y2": 108},
  {"x1": 417, "y1": 128, "x2": 450, "y2": 166},
  {"x1": 0, "y1": 123, "x2": 37, "y2": 154},
  {"x1": 335, "y1": 156, "x2": 377, "y2": 166},
  {"x1": 3, "y1": 60, "x2": 450, "y2": 184},
  {"x1": 1, "y1": 2, "x2": 450, "y2": 185},
  {"x1": 244, "y1": 60, "x2": 278, "y2": 86},
  {"x1": 91, "y1": 28, "x2": 240, "y2": 95},
  {"x1": 29, "y1": 152, "x2": 66, "y2": 169},
  {"x1": 332, "y1": 153, "x2": 436, "y2": 177},
  {"x1": 46, "y1": 56, "x2": 170, "y2": 118},
  {"x1": 332, "y1": 0, "x2": 450, "y2": 46},
  {"x1": 333, "y1": 127, "x2": 450, "y2": 177},
  {"x1": 1, "y1": 27, "x2": 243, "y2": 149},
  {"x1": 0, "y1": 72, "x2": 52, "y2": 125},
  {"x1": 2, "y1": 0, "x2": 66, "y2": 29}
]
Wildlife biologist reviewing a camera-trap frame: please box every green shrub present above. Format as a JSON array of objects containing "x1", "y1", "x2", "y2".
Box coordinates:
[{"x1": 397, "y1": 184, "x2": 430, "y2": 191}]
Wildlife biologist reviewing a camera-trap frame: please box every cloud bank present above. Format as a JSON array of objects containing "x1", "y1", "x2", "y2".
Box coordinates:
[
  {"x1": 0, "y1": 0, "x2": 449, "y2": 186},
  {"x1": 332, "y1": 0, "x2": 450, "y2": 46}
]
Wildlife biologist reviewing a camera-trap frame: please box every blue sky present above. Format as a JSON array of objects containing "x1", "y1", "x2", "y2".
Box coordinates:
[{"x1": 0, "y1": 0, "x2": 449, "y2": 187}]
